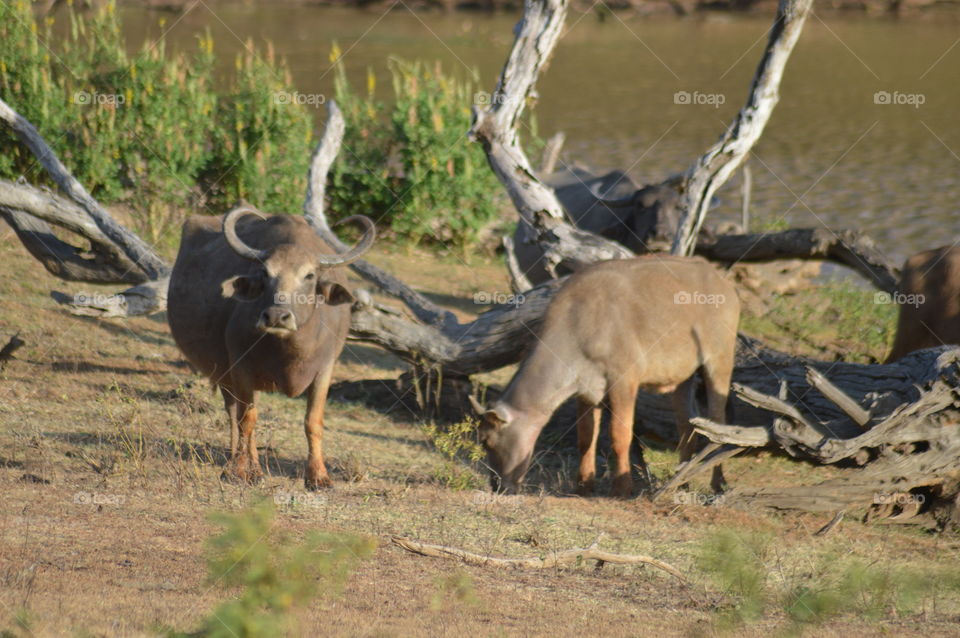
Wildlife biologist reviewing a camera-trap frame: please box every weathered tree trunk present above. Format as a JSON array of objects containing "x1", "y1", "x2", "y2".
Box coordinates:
[
  {"x1": 671, "y1": 0, "x2": 814, "y2": 255},
  {"x1": 468, "y1": 0, "x2": 633, "y2": 270}
]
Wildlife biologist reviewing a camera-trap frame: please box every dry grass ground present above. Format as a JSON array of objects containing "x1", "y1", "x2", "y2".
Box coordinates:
[{"x1": 2, "y1": 227, "x2": 960, "y2": 637}]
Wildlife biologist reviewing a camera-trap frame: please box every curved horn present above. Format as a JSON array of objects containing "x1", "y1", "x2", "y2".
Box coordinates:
[
  {"x1": 316, "y1": 215, "x2": 376, "y2": 266},
  {"x1": 222, "y1": 207, "x2": 269, "y2": 262}
]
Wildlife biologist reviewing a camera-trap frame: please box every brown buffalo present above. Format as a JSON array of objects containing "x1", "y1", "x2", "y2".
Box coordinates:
[
  {"x1": 472, "y1": 255, "x2": 740, "y2": 497},
  {"x1": 167, "y1": 207, "x2": 374, "y2": 489},
  {"x1": 887, "y1": 245, "x2": 960, "y2": 362}
]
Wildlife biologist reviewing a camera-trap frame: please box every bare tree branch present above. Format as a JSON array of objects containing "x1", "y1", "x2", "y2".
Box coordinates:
[
  {"x1": 696, "y1": 227, "x2": 899, "y2": 293},
  {"x1": 468, "y1": 0, "x2": 569, "y2": 226},
  {"x1": 390, "y1": 535, "x2": 687, "y2": 581},
  {"x1": 1, "y1": 207, "x2": 142, "y2": 284},
  {"x1": 303, "y1": 101, "x2": 459, "y2": 329},
  {"x1": 671, "y1": 0, "x2": 814, "y2": 255},
  {"x1": 0, "y1": 97, "x2": 168, "y2": 280}
]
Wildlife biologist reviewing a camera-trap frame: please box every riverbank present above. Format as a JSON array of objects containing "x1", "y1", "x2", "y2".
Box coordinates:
[{"x1": 105, "y1": 0, "x2": 960, "y2": 18}]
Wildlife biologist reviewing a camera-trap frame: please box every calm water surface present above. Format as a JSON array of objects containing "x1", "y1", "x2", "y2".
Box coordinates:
[{"x1": 117, "y1": 5, "x2": 960, "y2": 263}]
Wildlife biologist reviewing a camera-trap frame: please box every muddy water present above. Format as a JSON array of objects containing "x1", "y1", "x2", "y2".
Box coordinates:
[{"x1": 118, "y1": 5, "x2": 960, "y2": 262}]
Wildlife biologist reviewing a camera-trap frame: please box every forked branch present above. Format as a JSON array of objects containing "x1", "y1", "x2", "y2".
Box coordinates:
[{"x1": 672, "y1": 0, "x2": 814, "y2": 255}]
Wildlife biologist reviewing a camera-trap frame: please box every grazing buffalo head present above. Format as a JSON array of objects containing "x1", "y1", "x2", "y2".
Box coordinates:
[
  {"x1": 219, "y1": 207, "x2": 374, "y2": 337},
  {"x1": 469, "y1": 396, "x2": 546, "y2": 494}
]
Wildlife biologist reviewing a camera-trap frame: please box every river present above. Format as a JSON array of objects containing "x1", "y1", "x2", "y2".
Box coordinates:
[{"x1": 117, "y1": 4, "x2": 960, "y2": 262}]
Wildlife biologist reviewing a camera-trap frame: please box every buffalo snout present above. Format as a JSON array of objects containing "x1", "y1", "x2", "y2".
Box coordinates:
[{"x1": 258, "y1": 306, "x2": 297, "y2": 333}]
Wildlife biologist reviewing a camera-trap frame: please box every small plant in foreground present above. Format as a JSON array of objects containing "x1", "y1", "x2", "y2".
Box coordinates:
[
  {"x1": 167, "y1": 499, "x2": 375, "y2": 638},
  {"x1": 431, "y1": 569, "x2": 479, "y2": 611}
]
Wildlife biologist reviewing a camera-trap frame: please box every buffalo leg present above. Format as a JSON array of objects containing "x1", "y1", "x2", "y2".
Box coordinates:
[
  {"x1": 608, "y1": 380, "x2": 640, "y2": 498},
  {"x1": 575, "y1": 397, "x2": 602, "y2": 496},
  {"x1": 304, "y1": 362, "x2": 336, "y2": 490},
  {"x1": 672, "y1": 378, "x2": 697, "y2": 464},
  {"x1": 702, "y1": 363, "x2": 732, "y2": 493},
  {"x1": 220, "y1": 386, "x2": 239, "y2": 458},
  {"x1": 222, "y1": 386, "x2": 262, "y2": 483}
]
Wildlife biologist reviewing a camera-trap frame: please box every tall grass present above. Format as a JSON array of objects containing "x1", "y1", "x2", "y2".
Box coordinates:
[{"x1": 330, "y1": 46, "x2": 504, "y2": 251}]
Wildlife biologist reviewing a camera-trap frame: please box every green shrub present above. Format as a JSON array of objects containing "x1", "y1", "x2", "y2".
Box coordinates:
[
  {"x1": 169, "y1": 499, "x2": 375, "y2": 638},
  {"x1": 202, "y1": 41, "x2": 314, "y2": 217},
  {"x1": 330, "y1": 46, "x2": 504, "y2": 250},
  {"x1": 0, "y1": 1, "x2": 312, "y2": 249},
  {"x1": 698, "y1": 528, "x2": 771, "y2": 629}
]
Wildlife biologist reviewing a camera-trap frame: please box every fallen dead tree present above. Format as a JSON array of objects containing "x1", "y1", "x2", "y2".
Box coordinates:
[{"x1": 680, "y1": 346, "x2": 960, "y2": 525}]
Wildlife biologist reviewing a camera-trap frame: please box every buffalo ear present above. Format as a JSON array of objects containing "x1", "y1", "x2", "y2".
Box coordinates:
[
  {"x1": 316, "y1": 281, "x2": 354, "y2": 306},
  {"x1": 482, "y1": 406, "x2": 509, "y2": 432},
  {"x1": 221, "y1": 275, "x2": 262, "y2": 301}
]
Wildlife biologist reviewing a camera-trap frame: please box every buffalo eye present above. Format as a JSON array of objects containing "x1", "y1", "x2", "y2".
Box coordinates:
[
  {"x1": 478, "y1": 423, "x2": 497, "y2": 448},
  {"x1": 221, "y1": 274, "x2": 263, "y2": 301}
]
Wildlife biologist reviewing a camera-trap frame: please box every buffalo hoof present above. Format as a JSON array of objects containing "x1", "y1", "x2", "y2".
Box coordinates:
[
  {"x1": 221, "y1": 464, "x2": 263, "y2": 485},
  {"x1": 576, "y1": 479, "x2": 595, "y2": 497},
  {"x1": 304, "y1": 475, "x2": 333, "y2": 491},
  {"x1": 610, "y1": 476, "x2": 634, "y2": 499}
]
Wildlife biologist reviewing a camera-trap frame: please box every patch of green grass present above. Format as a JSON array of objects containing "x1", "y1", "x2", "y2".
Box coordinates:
[
  {"x1": 740, "y1": 280, "x2": 897, "y2": 362},
  {"x1": 698, "y1": 528, "x2": 960, "y2": 635},
  {"x1": 431, "y1": 570, "x2": 479, "y2": 611}
]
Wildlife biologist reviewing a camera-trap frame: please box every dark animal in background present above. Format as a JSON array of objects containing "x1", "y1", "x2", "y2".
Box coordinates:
[
  {"x1": 887, "y1": 245, "x2": 960, "y2": 363},
  {"x1": 167, "y1": 207, "x2": 374, "y2": 489},
  {"x1": 472, "y1": 256, "x2": 740, "y2": 497}
]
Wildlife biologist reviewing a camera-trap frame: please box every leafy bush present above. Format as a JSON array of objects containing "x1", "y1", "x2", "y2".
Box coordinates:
[
  {"x1": 169, "y1": 499, "x2": 375, "y2": 638},
  {"x1": 202, "y1": 41, "x2": 314, "y2": 218},
  {"x1": 0, "y1": 1, "x2": 312, "y2": 248},
  {"x1": 330, "y1": 47, "x2": 504, "y2": 250}
]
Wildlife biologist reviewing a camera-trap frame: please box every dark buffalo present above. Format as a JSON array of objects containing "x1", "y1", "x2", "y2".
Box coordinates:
[{"x1": 167, "y1": 207, "x2": 374, "y2": 489}]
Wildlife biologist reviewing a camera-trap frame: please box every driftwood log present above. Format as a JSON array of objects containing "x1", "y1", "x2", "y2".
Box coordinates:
[{"x1": 390, "y1": 535, "x2": 687, "y2": 581}]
